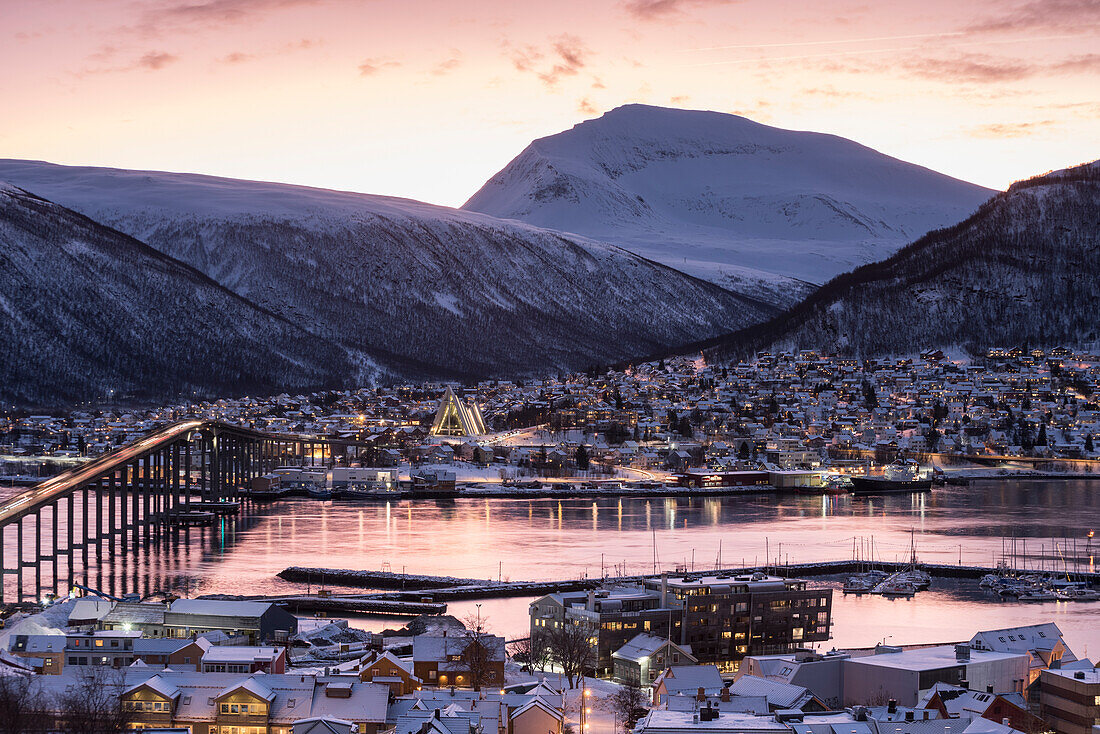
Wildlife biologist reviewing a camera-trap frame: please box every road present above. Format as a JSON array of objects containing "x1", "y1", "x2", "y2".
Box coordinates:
[{"x1": 0, "y1": 419, "x2": 204, "y2": 526}]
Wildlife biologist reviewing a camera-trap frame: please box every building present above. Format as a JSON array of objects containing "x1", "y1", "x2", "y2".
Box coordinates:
[
  {"x1": 613, "y1": 633, "x2": 698, "y2": 686},
  {"x1": 358, "y1": 650, "x2": 422, "y2": 695},
  {"x1": 117, "y1": 671, "x2": 391, "y2": 734},
  {"x1": 643, "y1": 573, "x2": 832, "y2": 670},
  {"x1": 200, "y1": 644, "x2": 287, "y2": 674},
  {"x1": 652, "y1": 665, "x2": 726, "y2": 705},
  {"x1": 162, "y1": 599, "x2": 298, "y2": 644},
  {"x1": 531, "y1": 586, "x2": 681, "y2": 676},
  {"x1": 411, "y1": 632, "x2": 506, "y2": 688},
  {"x1": 429, "y1": 387, "x2": 488, "y2": 437},
  {"x1": 1039, "y1": 668, "x2": 1100, "y2": 734},
  {"x1": 842, "y1": 644, "x2": 1030, "y2": 707},
  {"x1": 969, "y1": 624, "x2": 1078, "y2": 693},
  {"x1": 532, "y1": 573, "x2": 831, "y2": 677}
]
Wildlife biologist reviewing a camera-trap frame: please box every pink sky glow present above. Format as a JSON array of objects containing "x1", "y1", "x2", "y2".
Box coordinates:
[{"x1": 1, "y1": 0, "x2": 1097, "y2": 206}]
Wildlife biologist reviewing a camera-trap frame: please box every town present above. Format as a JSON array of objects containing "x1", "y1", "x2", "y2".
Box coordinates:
[
  {"x1": 5, "y1": 348, "x2": 1099, "y2": 496},
  {"x1": 0, "y1": 590, "x2": 1097, "y2": 734}
]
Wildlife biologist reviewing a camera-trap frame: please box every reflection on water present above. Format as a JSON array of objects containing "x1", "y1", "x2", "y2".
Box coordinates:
[{"x1": 3, "y1": 480, "x2": 1098, "y2": 653}]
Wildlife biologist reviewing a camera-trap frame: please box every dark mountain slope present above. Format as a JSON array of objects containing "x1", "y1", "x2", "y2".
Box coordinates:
[
  {"x1": 0, "y1": 183, "x2": 370, "y2": 406},
  {"x1": 701, "y1": 161, "x2": 1100, "y2": 361}
]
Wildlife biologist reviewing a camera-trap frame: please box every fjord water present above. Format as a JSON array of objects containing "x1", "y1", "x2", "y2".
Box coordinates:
[{"x1": 5, "y1": 480, "x2": 1099, "y2": 655}]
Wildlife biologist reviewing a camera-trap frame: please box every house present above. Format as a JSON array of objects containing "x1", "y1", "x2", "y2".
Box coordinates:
[
  {"x1": 612, "y1": 634, "x2": 697, "y2": 686},
  {"x1": 8, "y1": 634, "x2": 66, "y2": 674},
  {"x1": 200, "y1": 644, "x2": 286, "y2": 674},
  {"x1": 115, "y1": 671, "x2": 391, "y2": 734},
  {"x1": 919, "y1": 683, "x2": 1046, "y2": 734},
  {"x1": 726, "y1": 676, "x2": 826, "y2": 712},
  {"x1": 162, "y1": 599, "x2": 298, "y2": 644},
  {"x1": 969, "y1": 624, "x2": 1077, "y2": 691},
  {"x1": 652, "y1": 665, "x2": 725, "y2": 705},
  {"x1": 359, "y1": 650, "x2": 422, "y2": 695},
  {"x1": 412, "y1": 632, "x2": 506, "y2": 689}
]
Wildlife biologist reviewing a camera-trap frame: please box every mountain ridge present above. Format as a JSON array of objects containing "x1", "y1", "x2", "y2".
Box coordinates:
[{"x1": 463, "y1": 104, "x2": 995, "y2": 304}]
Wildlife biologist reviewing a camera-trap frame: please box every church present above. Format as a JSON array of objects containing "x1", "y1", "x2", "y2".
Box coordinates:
[{"x1": 429, "y1": 386, "x2": 488, "y2": 437}]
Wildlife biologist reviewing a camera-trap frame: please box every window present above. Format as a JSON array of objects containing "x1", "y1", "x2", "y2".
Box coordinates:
[{"x1": 95, "y1": 640, "x2": 103, "y2": 647}]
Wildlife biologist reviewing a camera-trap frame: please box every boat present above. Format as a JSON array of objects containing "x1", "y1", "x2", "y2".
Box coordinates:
[
  {"x1": 878, "y1": 580, "x2": 918, "y2": 596},
  {"x1": 850, "y1": 460, "x2": 933, "y2": 495},
  {"x1": 1057, "y1": 587, "x2": 1100, "y2": 601},
  {"x1": 306, "y1": 485, "x2": 334, "y2": 500},
  {"x1": 335, "y1": 485, "x2": 401, "y2": 500},
  {"x1": 1018, "y1": 590, "x2": 1058, "y2": 602}
]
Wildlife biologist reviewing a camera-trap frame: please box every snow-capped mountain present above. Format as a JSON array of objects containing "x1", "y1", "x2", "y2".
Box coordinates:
[
  {"x1": 0, "y1": 160, "x2": 774, "y2": 398},
  {"x1": 0, "y1": 183, "x2": 369, "y2": 406},
  {"x1": 463, "y1": 104, "x2": 994, "y2": 304},
  {"x1": 702, "y1": 161, "x2": 1100, "y2": 360}
]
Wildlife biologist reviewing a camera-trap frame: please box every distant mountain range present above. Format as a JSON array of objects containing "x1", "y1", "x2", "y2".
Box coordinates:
[
  {"x1": 699, "y1": 161, "x2": 1100, "y2": 362},
  {"x1": 464, "y1": 104, "x2": 994, "y2": 305},
  {"x1": 1, "y1": 105, "x2": 1089, "y2": 408},
  {"x1": 0, "y1": 159, "x2": 772, "y2": 406},
  {"x1": 0, "y1": 183, "x2": 364, "y2": 406}
]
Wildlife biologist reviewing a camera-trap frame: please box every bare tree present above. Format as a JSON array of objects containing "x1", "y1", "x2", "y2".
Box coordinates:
[
  {"x1": 459, "y1": 611, "x2": 498, "y2": 690},
  {"x1": 0, "y1": 674, "x2": 47, "y2": 734},
  {"x1": 611, "y1": 681, "x2": 649, "y2": 733},
  {"x1": 547, "y1": 622, "x2": 596, "y2": 689},
  {"x1": 53, "y1": 667, "x2": 133, "y2": 733},
  {"x1": 510, "y1": 630, "x2": 551, "y2": 673}
]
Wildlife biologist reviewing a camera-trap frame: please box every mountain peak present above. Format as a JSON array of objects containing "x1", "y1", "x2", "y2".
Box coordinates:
[{"x1": 464, "y1": 106, "x2": 994, "y2": 302}]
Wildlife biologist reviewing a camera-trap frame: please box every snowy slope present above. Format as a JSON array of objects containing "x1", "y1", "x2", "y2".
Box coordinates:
[
  {"x1": 702, "y1": 161, "x2": 1100, "y2": 360},
  {"x1": 463, "y1": 104, "x2": 994, "y2": 302},
  {"x1": 0, "y1": 160, "x2": 775, "y2": 385},
  {"x1": 0, "y1": 183, "x2": 371, "y2": 406}
]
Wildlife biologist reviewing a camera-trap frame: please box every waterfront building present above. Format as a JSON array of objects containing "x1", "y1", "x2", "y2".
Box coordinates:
[
  {"x1": 969, "y1": 624, "x2": 1078, "y2": 693},
  {"x1": 531, "y1": 573, "x2": 831, "y2": 677},
  {"x1": 1039, "y1": 668, "x2": 1100, "y2": 734}
]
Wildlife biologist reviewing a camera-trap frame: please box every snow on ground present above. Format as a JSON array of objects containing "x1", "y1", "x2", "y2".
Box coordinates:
[
  {"x1": 507, "y1": 662, "x2": 627, "y2": 734},
  {"x1": 0, "y1": 598, "x2": 73, "y2": 651}
]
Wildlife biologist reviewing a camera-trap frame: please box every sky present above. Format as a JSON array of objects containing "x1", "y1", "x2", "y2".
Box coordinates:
[{"x1": 1, "y1": 0, "x2": 1097, "y2": 208}]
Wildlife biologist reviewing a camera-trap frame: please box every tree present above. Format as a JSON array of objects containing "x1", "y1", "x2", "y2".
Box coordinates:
[
  {"x1": 511, "y1": 631, "x2": 551, "y2": 673},
  {"x1": 0, "y1": 674, "x2": 46, "y2": 734},
  {"x1": 460, "y1": 612, "x2": 498, "y2": 691},
  {"x1": 677, "y1": 417, "x2": 693, "y2": 438},
  {"x1": 1037, "y1": 423, "x2": 1048, "y2": 447},
  {"x1": 575, "y1": 446, "x2": 590, "y2": 471},
  {"x1": 53, "y1": 666, "x2": 133, "y2": 733},
  {"x1": 547, "y1": 622, "x2": 596, "y2": 689},
  {"x1": 611, "y1": 681, "x2": 650, "y2": 733},
  {"x1": 1086, "y1": 434, "x2": 1095, "y2": 453}
]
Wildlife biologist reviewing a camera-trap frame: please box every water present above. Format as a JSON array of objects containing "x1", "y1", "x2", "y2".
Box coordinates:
[{"x1": 4, "y1": 480, "x2": 1099, "y2": 656}]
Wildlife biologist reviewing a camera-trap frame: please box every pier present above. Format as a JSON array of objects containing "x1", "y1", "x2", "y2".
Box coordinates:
[{"x1": 277, "y1": 559, "x2": 1100, "y2": 602}]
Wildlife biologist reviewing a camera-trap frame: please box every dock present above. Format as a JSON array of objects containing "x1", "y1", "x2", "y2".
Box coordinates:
[{"x1": 277, "y1": 560, "x2": 1100, "y2": 602}]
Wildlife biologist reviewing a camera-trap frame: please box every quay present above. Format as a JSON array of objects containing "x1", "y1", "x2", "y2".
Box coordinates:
[
  {"x1": 278, "y1": 560, "x2": 1100, "y2": 601},
  {"x1": 197, "y1": 592, "x2": 447, "y2": 617}
]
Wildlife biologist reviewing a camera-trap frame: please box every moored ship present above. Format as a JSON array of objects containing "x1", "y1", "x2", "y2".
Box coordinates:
[{"x1": 850, "y1": 460, "x2": 933, "y2": 495}]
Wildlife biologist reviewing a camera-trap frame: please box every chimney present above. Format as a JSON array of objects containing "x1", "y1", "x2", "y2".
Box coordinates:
[
  {"x1": 955, "y1": 644, "x2": 971, "y2": 662},
  {"x1": 960, "y1": 680, "x2": 969, "y2": 690},
  {"x1": 587, "y1": 591, "x2": 596, "y2": 612},
  {"x1": 888, "y1": 699, "x2": 897, "y2": 714},
  {"x1": 986, "y1": 685, "x2": 994, "y2": 694},
  {"x1": 697, "y1": 687, "x2": 706, "y2": 702},
  {"x1": 720, "y1": 687, "x2": 730, "y2": 702},
  {"x1": 1002, "y1": 720, "x2": 1010, "y2": 727},
  {"x1": 661, "y1": 573, "x2": 668, "y2": 607},
  {"x1": 443, "y1": 629, "x2": 447, "y2": 637},
  {"x1": 905, "y1": 712, "x2": 914, "y2": 722}
]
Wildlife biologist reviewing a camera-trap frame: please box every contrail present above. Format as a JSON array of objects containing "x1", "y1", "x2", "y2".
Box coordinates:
[
  {"x1": 683, "y1": 32, "x2": 967, "y2": 53},
  {"x1": 677, "y1": 33, "x2": 1091, "y2": 67}
]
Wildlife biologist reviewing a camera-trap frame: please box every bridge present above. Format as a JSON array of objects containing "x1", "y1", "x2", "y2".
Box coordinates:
[{"x1": 0, "y1": 420, "x2": 368, "y2": 603}]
